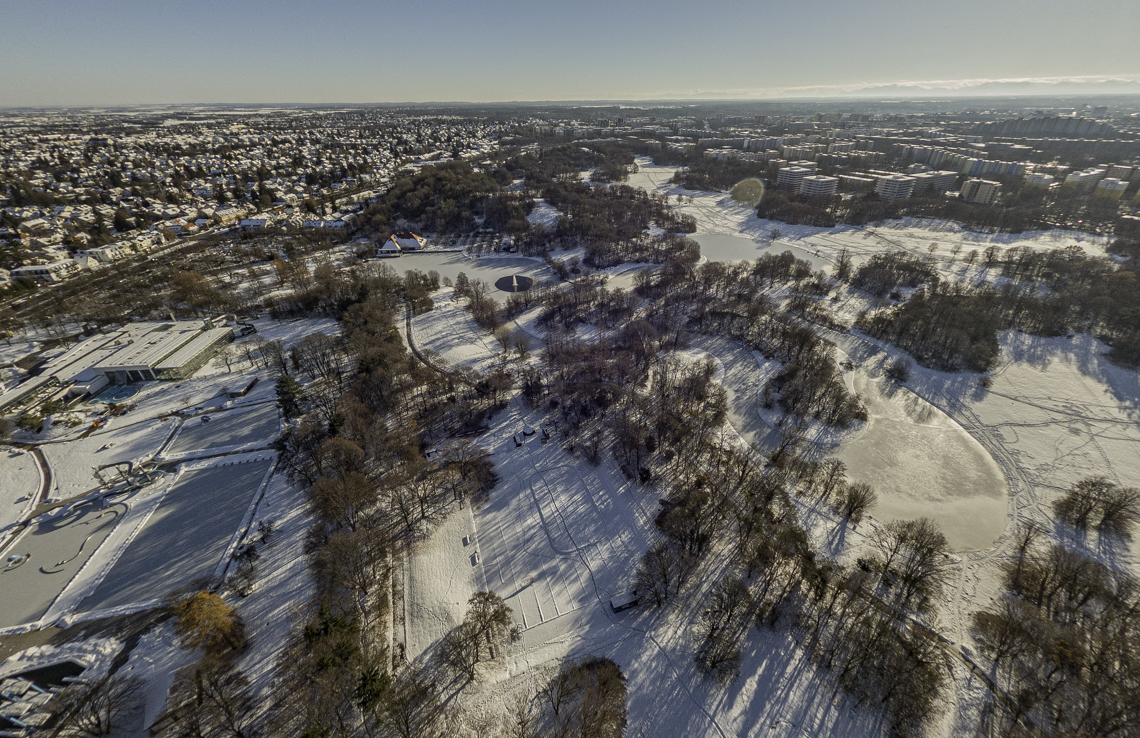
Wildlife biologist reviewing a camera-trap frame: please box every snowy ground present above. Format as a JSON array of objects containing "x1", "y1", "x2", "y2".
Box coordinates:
[
  {"x1": 393, "y1": 252, "x2": 555, "y2": 288},
  {"x1": 0, "y1": 446, "x2": 41, "y2": 542},
  {"x1": 398, "y1": 170, "x2": 1139, "y2": 737},
  {"x1": 39, "y1": 417, "x2": 179, "y2": 501},
  {"x1": 0, "y1": 315, "x2": 344, "y2": 731},
  {"x1": 0, "y1": 499, "x2": 130, "y2": 627},
  {"x1": 824, "y1": 357, "x2": 1007, "y2": 551},
  {"x1": 627, "y1": 157, "x2": 1115, "y2": 279},
  {"x1": 159, "y1": 403, "x2": 280, "y2": 461},
  {"x1": 526, "y1": 200, "x2": 565, "y2": 231},
  {"x1": 406, "y1": 395, "x2": 893, "y2": 737},
  {"x1": 80, "y1": 457, "x2": 275, "y2": 613},
  {"x1": 410, "y1": 288, "x2": 501, "y2": 373}
]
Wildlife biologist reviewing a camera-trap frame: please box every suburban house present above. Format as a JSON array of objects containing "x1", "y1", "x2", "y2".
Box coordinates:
[
  {"x1": 392, "y1": 232, "x2": 425, "y2": 250},
  {"x1": 377, "y1": 238, "x2": 402, "y2": 257}
]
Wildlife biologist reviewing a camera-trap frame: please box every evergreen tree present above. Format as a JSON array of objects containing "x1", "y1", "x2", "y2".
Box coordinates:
[{"x1": 276, "y1": 374, "x2": 305, "y2": 419}]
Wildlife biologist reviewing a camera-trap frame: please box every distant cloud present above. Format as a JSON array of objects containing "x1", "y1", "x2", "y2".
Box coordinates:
[{"x1": 648, "y1": 74, "x2": 1140, "y2": 100}]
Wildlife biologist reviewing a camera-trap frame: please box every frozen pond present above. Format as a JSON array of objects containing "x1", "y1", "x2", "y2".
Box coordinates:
[
  {"x1": 80, "y1": 459, "x2": 272, "y2": 612},
  {"x1": 0, "y1": 500, "x2": 127, "y2": 627},
  {"x1": 691, "y1": 233, "x2": 834, "y2": 272},
  {"x1": 692, "y1": 335, "x2": 1008, "y2": 552},
  {"x1": 827, "y1": 371, "x2": 1007, "y2": 551},
  {"x1": 385, "y1": 253, "x2": 558, "y2": 291}
]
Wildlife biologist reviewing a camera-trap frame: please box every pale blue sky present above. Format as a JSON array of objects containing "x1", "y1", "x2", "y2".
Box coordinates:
[{"x1": 1, "y1": 0, "x2": 1137, "y2": 106}]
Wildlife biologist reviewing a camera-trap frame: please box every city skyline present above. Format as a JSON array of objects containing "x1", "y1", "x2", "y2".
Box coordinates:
[{"x1": 2, "y1": 0, "x2": 1138, "y2": 106}]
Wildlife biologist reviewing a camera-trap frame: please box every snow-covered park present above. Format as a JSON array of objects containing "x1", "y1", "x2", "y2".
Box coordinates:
[{"x1": 0, "y1": 161, "x2": 1136, "y2": 738}]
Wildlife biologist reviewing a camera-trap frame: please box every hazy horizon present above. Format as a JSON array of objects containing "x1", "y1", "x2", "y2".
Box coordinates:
[{"x1": 2, "y1": 0, "x2": 1138, "y2": 107}]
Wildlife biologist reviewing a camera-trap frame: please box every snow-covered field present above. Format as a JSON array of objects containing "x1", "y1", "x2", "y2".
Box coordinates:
[
  {"x1": 394, "y1": 169, "x2": 1140, "y2": 737},
  {"x1": 0, "y1": 446, "x2": 41, "y2": 541},
  {"x1": 394, "y1": 252, "x2": 555, "y2": 288},
  {"x1": 0, "y1": 180, "x2": 1135, "y2": 735},
  {"x1": 410, "y1": 288, "x2": 500, "y2": 372},
  {"x1": 405, "y1": 395, "x2": 892, "y2": 736},
  {"x1": 160, "y1": 403, "x2": 280, "y2": 461},
  {"x1": 39, "y1": 417, "x2": 178, "y2": 501},
  {"x1": 80, "y1": 457, "x2": 275, "y2": 614},
  {"x1": 526, "y1": 199, "x2": 565, "y2": 231}
]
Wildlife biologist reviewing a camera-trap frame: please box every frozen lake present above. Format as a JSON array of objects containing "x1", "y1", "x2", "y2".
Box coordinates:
[
  {"x1": 385, "y1": 253, "x2": 557, "y2": 291},
  {"x1": 691, "y1": 233, "x2": 834, "y2": 272}
]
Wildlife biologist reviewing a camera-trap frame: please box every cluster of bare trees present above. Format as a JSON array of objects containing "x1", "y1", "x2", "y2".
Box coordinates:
[
  {"x1": 602, "y1": 396, "x2": 944, "y2": 735},
  {"x1": 801, "y1": 565, "x2": 951, "y2": 738},
  {"x1": 1052, "y1": 476, "x2": 1140, "y2": 538},
  {"x1": 453, "y1": 272, "x2": 503, "y2": 331},
  {"x1": 856, "y1": 240, "x2": 1140, "y2": 373},
  {"x1": 527, "y1": 657, "x2": 628, "y2": 738},
  {"x1": 259, "y1": 261, "x2": 530, "y2": 737},
  {"x1": 146, "y1": 591, "x2": 257, "y2": 737},
  {"x1": 972, "y1": 518, "x2": 1140, "y2": 737},
  {"x1": 851, "y1": 252, "x2": 938, "y2": 298},
  {"x1": 762, "y1": 355, "x2": 868, "y2": 429},
  {"x1": 536, "y1": 183, "x2": 695, "y2": 267}
]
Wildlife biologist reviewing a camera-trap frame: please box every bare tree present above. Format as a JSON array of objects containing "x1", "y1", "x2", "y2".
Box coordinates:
[
  {"x1": 871, "y1": 517, "x2": 951, "y2": 612},
  {"x1": 374, "y1": 666, "x2": 447, "y2": 738},
  {"x1": 541, "y1": 657, "x2": 627, "y2": 738},
  {"x1": 440, "y1": 591, "x2": 519, "y2": 681},
  {"x1": 153, "y1": 657, "x2": 256, "y2": 738},
  {"x1": 634, "y1": 541, "x2": 695, "y2": 607},
  {"x1": 493, "y1": 324, "x2": 513, "y2": 353},
  {"x1": 695, "y1": 576, "x2": 753, "y2": 682},
  {"x1": 834, "y1": 481, "x2": 876, "y2": 522},
  {"x1": 54, "y1": 674, "x2": 143, "y2": 737},
  {"x1": 513, "y1": 332, "x2": 531, "y2": 361}
]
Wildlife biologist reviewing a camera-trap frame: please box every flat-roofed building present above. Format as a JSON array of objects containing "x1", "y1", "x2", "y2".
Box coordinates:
[
  {"x1": 1094, "y1": 178, "x2": 1128, "y2": 201},
  {"x1": 800, "y1": 175, "x2": 838, "y2": 197},
  {"x1": 776, "y1": 166, "x2": 812, "y2": 193},
  {"x1": 91, "y1": 321, "x2": 234, "y2": 384},
  {"x1": 960, "y1": 178, "x2": 1002, "y2": 205},
  {"x1": 875, "y1": 175, "x2": 915, "y2": 201},
  {"x1": 11, "y1": 260, "x2": 80, "y2": 283}
]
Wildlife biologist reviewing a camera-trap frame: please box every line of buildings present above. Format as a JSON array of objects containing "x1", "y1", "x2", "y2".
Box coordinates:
[{"x1": 0, "y1": 318, "x2": 235, "y2": 413}]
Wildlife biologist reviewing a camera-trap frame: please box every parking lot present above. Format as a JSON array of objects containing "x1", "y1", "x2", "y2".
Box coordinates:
[
  {"x1": 80, "y1": 459, "x2": 272, "y2": 612},
  {"x1": 165, "y1": 404, "x2": 280, "y2": 457}
]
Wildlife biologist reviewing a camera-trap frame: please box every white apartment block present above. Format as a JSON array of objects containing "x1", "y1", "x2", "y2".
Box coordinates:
[
  {"x1": 960, "y1": 179, "x2": 1002, "y2": 205},
  {"x1": 1094, "y1": 178, "x2": 1128, "y2": 200},
  {"x1": 875, "y1": 175, "x2": 915, "y2": 201},
  {"x1": 776, "y1": 166, "x2": 813, "y2": 193},
  {"x1": 800, "y1": 175, "x2": 838, "y2": 197}
]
